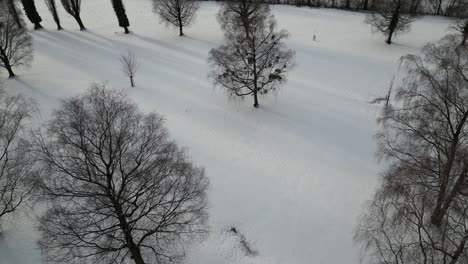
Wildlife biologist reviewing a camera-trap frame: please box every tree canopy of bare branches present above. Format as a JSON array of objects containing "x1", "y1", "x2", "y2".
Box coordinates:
[
  {"x1": 34, "y1": 84, "x2": 209, "y2": 264},
  {"x1": 365, "y1": 0, "x2": 415, "y2": 44},
  {"x1": 217, "y1": 0, "x2": 269, "y2": 40},
  {"x1": 0, "y1": 88, "x2": 36, "y2": 232},
  {"x1": 45, "y1": 0, "x2": 62, "y2": 30},
  {"x1": 0, "y1": 4, "x2": 33, "y2": 78},
  {"x1": 354, "y1": 34, "x2": 468, "y2": 264},
  {"x1": 427, "y1": 0, "x2": 468, "y2": 16},
  {"x1": 60, "y1": 0, "x2": 85, "y2": 30},
  {"x1": 4, "y1": 0, "x2": 24, "y2": 28},
  {"x1": 209, "y1": 2, "x2": 295, "y2": 108},
  {"x1": 120, "y1": 50, "x2": 138, "y2": 87},
  {"x1": 153, "y1": 0, "x2": 199, "y2": 36}
]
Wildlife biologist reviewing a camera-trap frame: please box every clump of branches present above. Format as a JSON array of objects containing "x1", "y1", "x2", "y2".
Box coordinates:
[
  {"x1": 354, "y1": 34, "x2": 468, "y2": 263},
  {"x1": 34, "y1": 84, "x2": 209, "y2": 264},
  {"x1": 0, "y1": 88, "x2": 36, "y2": 232}
]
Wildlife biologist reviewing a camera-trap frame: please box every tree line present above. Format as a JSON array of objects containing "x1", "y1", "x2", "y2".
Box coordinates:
[{"x1": 207, "y1": 0, "x2": 468, "y2": 17}]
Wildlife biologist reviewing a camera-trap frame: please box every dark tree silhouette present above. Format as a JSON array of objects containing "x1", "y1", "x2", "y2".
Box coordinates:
[
  {"x1": 35, "y1": 84, "x2": 209, "y2": 264},
  {"x1": 209, "y1": 3, "x2": 295, "y2": 108},
  {"x1": 21, "y1": 0, "x2": 42, "y2": 29},
  {"x1": 60, "y1": 0, "x2": 85, "y2": 30},
  {"x1": 45, "y1": 0, "x2": 62, "y2": 30},
  {"x1": 0, "y1": 89, "x2": 35, "y2": 232},
  {"x1": 354, "y1": 34, "x2": 468, "y2": 263},
  {"x1": 365, "y1": 0, "x2": 414, "y2": 44},
  {"x1": 153, "y1": 0, "x2": 199, "y2": 36},
  {"x1": 111, "y1": 0, "x2": 130, "y2": 34},
  {"x1": 0, "y1": 6, "x2": 33, "y2": 78}
]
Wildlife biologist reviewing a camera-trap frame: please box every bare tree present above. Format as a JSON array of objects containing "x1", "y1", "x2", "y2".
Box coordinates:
[
  {"x1": 34, "y1": 84, "x2": 209, "y2": 264},
  {"x1": 354, "y1": 34, "x2": 468, "y2": 263},
  {"x1": 5, "y1": 0, "x2": 24, "y2": 28},
  {"x1": 0, "y1": 88, "x2": 36, "y2": 232},
  {"x1": 45, "y1": 0, "x2": 62, "y2": 30},
  {"x1": 60, "y1": 0, "x2": 85, "y2": 30},
  {"x1": 209, "y1": 4, "x2": 295, "y2": 108},
  {"x1": 365, "y1": 0, "x2": 414, "y2": 44},
  {"x1": 153, "y1": 0, "x2": 199, "y2": 36},
  {"x1": 0, "y1": 5, "x2": 33, "y2": 78},
  {"x1": 120, "y1": 50, "x2": 138, "y2": 87}
]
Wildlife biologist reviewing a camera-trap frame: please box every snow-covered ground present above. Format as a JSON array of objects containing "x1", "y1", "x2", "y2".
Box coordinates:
[{"x1": 0, "y1": 1, "x2": 453, "y2": 264}]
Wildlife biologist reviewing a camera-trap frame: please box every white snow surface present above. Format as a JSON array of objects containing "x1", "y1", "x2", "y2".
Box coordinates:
[{"x1": 0, "y1": 1, "x2": 453, "y2": 264}]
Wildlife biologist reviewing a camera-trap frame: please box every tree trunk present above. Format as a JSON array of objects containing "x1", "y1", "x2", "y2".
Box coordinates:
[
  {"x1": 130, "y1": 76, "x2": 134, "y2": 87},
  {"x1": 5, "y1": 62, "x2": 15, "y2": 78},
  {"x1": 74, "y1": 15, "x2": 86, "y2": 30},
  {"x1": 362, "y1": 0, "x2": 369, "y2": 10},
  {"x1": 431, "y1": 141, "x2": 458, "y2": 226},
  {"x1": 112, "y1": 200, "x2": 145, "y2": 264},
  {"x1": 253, "y1": 90, "x2": 259, "y2": 108},
  {"x1": 6, "y1": 65, "x2": 15, "y2": 78},
  {"x1": 34, "y1": 22, "x2": 42, "y2": 29},
  {"x1": 386, "y1": 30, "x2": 394, "y2": 44},
  {"x1": 386, "y1": 4, "x2": 400, "y2": 45},
  {"x1": 54, "y1": 17, "x2": 62, "y2": 30},
  {"x1": 179, "y1": 24, "x2": 183, "y2": 36},
  {"x1": 108, "y1": 175, "x2": 145, "y2": 264},
  {"x1": 117, "y1": 215, "x2": 145, "y2": 264},
  {"x1": 124, "y1": 27, "x2": 129, "y2": 34},
  {"x1": 0, "y1": 52, "x2": 15, "y2": 78}
]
